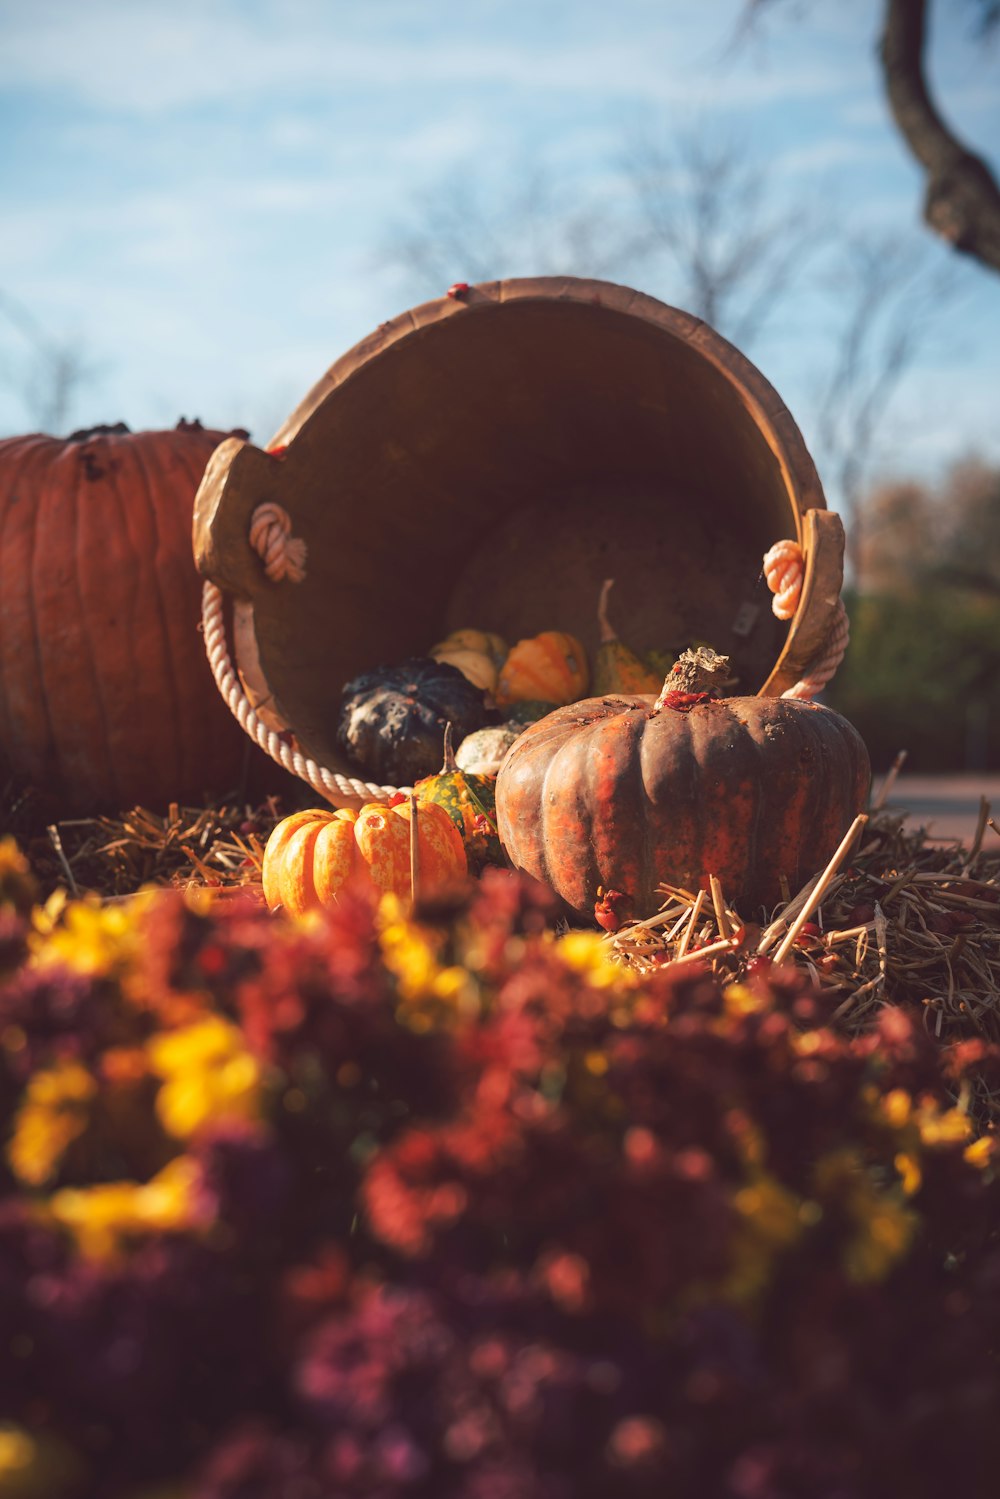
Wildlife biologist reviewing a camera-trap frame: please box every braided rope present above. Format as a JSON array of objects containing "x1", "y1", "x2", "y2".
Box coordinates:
[
  {"x1": 201, "y1": 499, "x2": 406, "y2": 806},
  {"x1": 202, "y1": 580, "x2": 408, "y2": 806},
  {"x1": 761, "y1": 539, "x2": 802, "y2": 621},
  {"x1": 248, "y1": 501, "x2": 308, "y2": 583},
  {"x1": 763, "y1": 539, "x2": 849, "y2": 700}
]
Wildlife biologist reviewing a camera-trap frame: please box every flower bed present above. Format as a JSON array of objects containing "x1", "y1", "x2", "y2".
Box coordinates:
[{"x1": 1, "y1": 853, "x2": 999, "y2": 1498}]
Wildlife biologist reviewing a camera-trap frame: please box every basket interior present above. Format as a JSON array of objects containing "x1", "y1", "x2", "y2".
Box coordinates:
[{"x1": 245, "y1": 298, "x2": 809, "y2": 771}]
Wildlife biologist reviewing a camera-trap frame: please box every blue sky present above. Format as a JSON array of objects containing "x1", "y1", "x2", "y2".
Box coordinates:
[{"x1": 1, "y1": 0, "x2": 997, "y2": 508}]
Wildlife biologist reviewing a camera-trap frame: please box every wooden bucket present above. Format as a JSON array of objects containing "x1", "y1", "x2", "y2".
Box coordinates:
[{"x1": 194, "y1": 277, "x2": 845, "y2": 808}]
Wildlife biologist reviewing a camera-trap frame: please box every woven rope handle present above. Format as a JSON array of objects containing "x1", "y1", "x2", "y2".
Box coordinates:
[
  {"x1": 762, "y1": 540, "x2": 849, "y2": 700},
  {"x1": 201, "y1": 502, "x2": 407, "y2": 806},
  {"x1": 202, "y1": 580, "x2": 407, "y2": 805}
]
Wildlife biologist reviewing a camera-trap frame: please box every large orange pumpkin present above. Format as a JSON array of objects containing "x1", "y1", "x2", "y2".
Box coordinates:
[
  {"x1": 262, "y1": 800, "x2": 468, "y2": 916},
  {"x1": 0, "y1": 420, "x2": 256, "y2": 813},
  {"x1": 495, "y1": 667, "x2": 870, "y2": 921}
]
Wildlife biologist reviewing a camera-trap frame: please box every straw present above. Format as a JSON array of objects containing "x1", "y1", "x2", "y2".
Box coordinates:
[
  {"x1": 770, "y1": 815, "x2": 869, "y2": 965},
  {"x1": 409, "y1": 791, "x2": 421, "y2": 904}
]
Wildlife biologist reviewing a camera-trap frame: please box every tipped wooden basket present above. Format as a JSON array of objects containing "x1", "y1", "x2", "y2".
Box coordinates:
[{"x1": 194, "y1": 277, "x2": 847, "y2": 809}]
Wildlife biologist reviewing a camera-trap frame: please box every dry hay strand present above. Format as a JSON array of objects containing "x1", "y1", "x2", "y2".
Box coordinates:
[
  {"x1": 609, "y1": 801, "x2": 1000, "y2": 1052},
  {"x1": 16, "y1": 796, "x2": 287, "y2": 901}
]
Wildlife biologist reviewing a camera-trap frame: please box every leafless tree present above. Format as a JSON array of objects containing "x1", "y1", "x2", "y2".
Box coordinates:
[
  {"x1": 0, "y1": 291, "x2": 99, "y2": 435},
  {"x1": 740, "y1": 0, "x2": 1000, "y2": 276},
  {"x1": 383, "y1": 121, "x2": 961, "y2": 594},
  {"x1": 382, "y1": 159, "x2": 633, "y2": 292},
  {"x1": 385, "y1": 126, "x2": 822, "y2": 355},
  {"x1": 619, "y1": 123, "x2": 823, "y2": 350},
  {"x1": 806, "y1": 232, "x2": 957, "y2": 582}
]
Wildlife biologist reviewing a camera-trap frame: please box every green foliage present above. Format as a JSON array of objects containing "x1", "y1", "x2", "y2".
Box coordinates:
[
  {"x1": 829, "y1": 461, "x2": 1000, "y2": 771},
  {"x1": 826, "y1": 587, "x2": 1000, "y2": 771}
]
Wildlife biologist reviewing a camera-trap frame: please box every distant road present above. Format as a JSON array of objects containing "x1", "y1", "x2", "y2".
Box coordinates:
[{"x1": 878, "y1": 773, "x2": 1000, "y2": 850}]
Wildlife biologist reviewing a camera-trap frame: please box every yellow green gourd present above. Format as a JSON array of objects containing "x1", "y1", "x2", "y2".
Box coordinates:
[
  {"x1": 592, "y1": 579, "x2": 661, "y2": 696},
  {"x1": 415, "y1": 724, "x2": 504, "y2": 872}
]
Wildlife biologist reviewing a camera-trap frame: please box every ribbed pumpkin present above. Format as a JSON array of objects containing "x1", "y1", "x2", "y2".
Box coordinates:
[
  {"x1": 495, "y1": 651, "x2": 870, "y2": 922},
  {"x1": 495, "y1": 631, "x2": 588, "y2": 708},
  {"x1": 0, "y1": 420, "x2": 253, "y2": 813},
  {"x1": 262, "y1": 800, "x2": 467, "y2": 915}
]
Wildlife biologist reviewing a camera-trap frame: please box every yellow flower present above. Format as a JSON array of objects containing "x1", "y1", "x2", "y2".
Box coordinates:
[
  {"x1": 147, "y1": 1017, "x2": 261, "y2": 1139},
  {"x1": 380, "y1": 918, "x2": 442, "y2": 999},
  {"x1": 557, "y1": 931, "x2": 634, "y2": 989},
  {"x1": 963, "y1": 1135, "x2": 995, "y2": 1170},
  {"x1": 379, "y1": 904, "x2": 479, "y2": 1029},
  {"x1": 147, "y1": 1014, "x2": 243, "y2": 1075},
  {"x1": 724, "y1": 983, "x2": 765, "y2": 1018},
  {"x1": 0, "y1": 836, "x2": 38, "y2": 916},
  {"x1": 733, "y1": 1175, "x2": 804, "y2": 1249},
  {"x1": 46, "y1": 1155, "x2": 201, "y2": 1261},
  {"x1": 0, "y1": 1424, "x2": 35, "y2": 1479},
  {"x1": 914, "y1": 1102, "x2": 972, "y2": 1148},
  {"x1": 843, "y1": 1194, "x2": 917, "y2": 1284},
  {"x1": 724, "y1": 1172, "x2": 804, "y2": 1304},
  {"x1": 879, "y1": 1088, "x2": 913, "y2": 1131},
  {"x1": 7, "y1": 1059, "x2": 96, "y2": 1187},
  {"x1": 894, "y1": 1151, "x2": 922, "y2": 1197},
  {"x1": 31, "y1": 891, "x2": 154, "y2": 976},
  {"x1": 813, "y1": 1147, "x2": 917, "y2": 1284},
  {"x1": 0, "y1": 1422, "x2": 82, "y2": 1496}
]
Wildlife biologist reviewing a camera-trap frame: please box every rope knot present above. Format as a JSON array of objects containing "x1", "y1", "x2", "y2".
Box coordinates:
[
  {"x1": 763, "y1": 539, "x2": 804, "y2": 621},
  {"x1": 249, "y1": 502, "x2": 307, "y2": 584},
  {"x1": 762, "y1": 537, "x2": 849, "y2": 700}
]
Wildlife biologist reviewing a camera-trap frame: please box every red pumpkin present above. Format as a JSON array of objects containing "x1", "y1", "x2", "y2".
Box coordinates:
[
  {"x1": 495, "y1": 659, "x2": 870, "y2": 921},
  {"x1": 0, "y1": 420, "x2": 254, "y2": 813}
]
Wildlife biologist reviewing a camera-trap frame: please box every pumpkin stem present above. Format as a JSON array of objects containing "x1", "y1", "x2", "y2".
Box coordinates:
[
  {"x1": 597, "y1": 578, "x2": 618, "y2": 644},
  {"x1": 654, "y1": 646, "x2": 732, "y2": 708},
  {"x1": 67, "y1": 422, "x2": 131, "y2": 441},
  {"x1": 440, "y1": 720, "x2": 457, "y2": 773}
]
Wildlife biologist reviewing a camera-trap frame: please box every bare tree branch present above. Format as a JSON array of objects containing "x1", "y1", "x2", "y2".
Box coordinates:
[
  {"x1": 382, "y1": 161, "x2": 633, "y2": 293},
  {"x1": 739, "y1": 0, "x2": 1000, "y2": 274},
  {"x1": 807, "y1": 232, "x2": 957, "y2": 581},
  {"x1": 0, "y1": 291, "x2": 99, "y2": 434},
  {"x1": 880, "y1": 0, "x2": 1000, "y2": 272},
  {"x1": 622, "y1": 124, "x2": 823, "y2": 349}
]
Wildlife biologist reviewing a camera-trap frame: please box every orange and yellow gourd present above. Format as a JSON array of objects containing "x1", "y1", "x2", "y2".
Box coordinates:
[{"x1": 262, "y1": 800, "x2": 467, "y2": 916}]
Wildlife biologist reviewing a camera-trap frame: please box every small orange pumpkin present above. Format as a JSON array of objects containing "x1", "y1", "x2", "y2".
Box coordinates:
[
  {"x1": 495, "y1": 631, "x2": 588, "y2": 708},
  {"x1": 262, "y1": 800, "x2": 467, "y2": 916}
]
